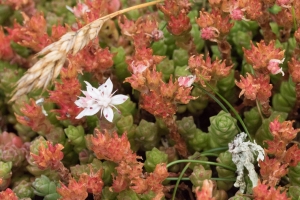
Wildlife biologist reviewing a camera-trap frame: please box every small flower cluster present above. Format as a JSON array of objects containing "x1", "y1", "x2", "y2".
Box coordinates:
[
  {"x1": 91, "y1": 129, "x2": 168, "y2": 198},
  {"x1": 188, "y1": 54, "x2": 232, "y2": 87},
  {"x1": 15, "y1": 99, "x2": 55, "y2": 135},
  {"x1": 48, "y1": 64, "x2": 83, "y2": 124},
  {"x1": 196, "y1": 9, "x2": 233, "y2": 41},
  {"x1": 259, "y1": 118, "x2": 300, "y2": 186},
  {"x1": 243, "y1": 40, "x2": 285, "y2": 76}
]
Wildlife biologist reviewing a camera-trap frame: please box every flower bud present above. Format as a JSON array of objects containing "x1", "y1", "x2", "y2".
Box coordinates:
[{"x1": 144, "y1": 147, "x2": 168, "y2": 172}]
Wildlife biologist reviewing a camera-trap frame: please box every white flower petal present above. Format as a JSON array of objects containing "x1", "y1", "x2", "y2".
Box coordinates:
[
  {"x1": 89, "y1": 88, "x2": 101, "y2": 99},
  {"x1": 111, "y1": 95, "x2": 129, "y2": 105},
  {"x1": 85, "y1": 105, "x2": 101, "y2": 116},
  {"x1": 75, "y1": 105, "x2": 100, "y2": 119},
  {"x1": 85, "y1": 81, "x2": 96, "y2": 96},
  {"x1": 103, "y1": 107, "x2": 114, "y2": 122},
  {"x1": 84, "y1": 83, "x2": 101, "y2": 99},
  {"x1": 74, "y1": 98, "x2": 84, "y2": 107},
  {"x1": 75, "y1": 108, "x2": 90, "y2": 119},
  {"x1": 98, "y1": 78, "x2": 113, "y2": 96}
]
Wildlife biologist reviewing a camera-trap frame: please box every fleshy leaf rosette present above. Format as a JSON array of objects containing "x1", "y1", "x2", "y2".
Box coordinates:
[
  {"x1": 208, "y1": 110, "x2": 239, "y2": 148},
  {"x1": 32, "y1": 175, "x2": 60, "y2": 200}
]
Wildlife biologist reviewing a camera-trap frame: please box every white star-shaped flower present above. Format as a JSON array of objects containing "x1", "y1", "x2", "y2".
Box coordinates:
[{"x1": 75, "y1": 78, "x2": 129, "y2": 122}]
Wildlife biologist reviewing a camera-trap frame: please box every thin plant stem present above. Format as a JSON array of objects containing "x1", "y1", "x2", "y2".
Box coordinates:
[
  {"x1": 172, "y1": 163, "x2": 190, "y2": 200},
  {"x1": 256, "y1": 99, "x2": 264, "y2": 121},
  {"x1": 167, "y1": 160, "x2": 236, "y2": 172},
  {"x1": 202, "y1": 147, "x2": 228, "y2": 153},
  {"x1": 200, "y1": 152, "x2": 219, "y2": 157},
  {"x1": 199, "y1": 86, "x2": 243, "y2": 133},
  {"x1": 166, "y1": 177, "x2": 236, "y2": 181},
  {"x1": 196, "y1": 83, "x2": 252, "y2": 142},
  {"x1": 291, "y1": 6, "x2": 297, "y2": 31}
]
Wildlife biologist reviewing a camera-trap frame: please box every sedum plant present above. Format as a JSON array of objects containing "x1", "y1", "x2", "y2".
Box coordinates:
[{"x1": 1, "y1": 0, "x2": 300, "y2": 199}]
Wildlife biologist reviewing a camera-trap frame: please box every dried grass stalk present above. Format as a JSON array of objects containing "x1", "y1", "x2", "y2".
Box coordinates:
[{"x1": 10, "y1": 0, "x2": 163, "y2": 102}]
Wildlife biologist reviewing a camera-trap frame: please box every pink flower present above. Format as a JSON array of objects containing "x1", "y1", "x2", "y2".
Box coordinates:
[
  {"x1": 75, "y1": 78, "x2": 128, "y2": 122},
  {"x1": 130, "y1": 61, "x2": 149, "y2": 74},
  {"x1": 107, "y1": 0, "x2": 121, "y2": 13},
  {"x1": 178, "y1": 75, "x2": 196, "y2": 87},
  {"x1": 66, "y1": 2, "x2": 90, "y2": 18},
  {"x1": 231, "y1": 8, "x2": 247, "y2": 21},
  {"x1": 201, "y1": 27, "x2": 219, "y2": 40},
  {"x1": 195, "y1": 180, "x2": 215, "y2": 200},
  {"x1": 276, "y1": 0, "x2": 292, "y2": 8},
  {"x1": 267, "y1": 58, "x2": 285, "y2": 76}
]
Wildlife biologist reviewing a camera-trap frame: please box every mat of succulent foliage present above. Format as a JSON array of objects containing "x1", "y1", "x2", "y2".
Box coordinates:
[{"x1": 1, "y1": 0, "x2": 300, "y2": 199}]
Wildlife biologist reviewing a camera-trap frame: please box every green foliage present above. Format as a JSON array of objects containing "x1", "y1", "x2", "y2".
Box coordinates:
[
  {"x1": 288, "y1": 162, "x2": 300, "y2": 186},
  {"x1": 216, "y1": 151, "x2": 236, "y2": 191},
  {"x1": 32, "y1": 175, "x2": 60, "y2": 200},
  {"x1": 244, "y1": 107, "x2": 262, "y2": 138},
  {"x1": 208, "y1": 111, "x2": 239, "y2": 149},
  {"x1": 189, "y1": 165, "x2": 212, "y2": 188},
  {"x1": 144, "y1": 147, "x2": 168, "y2": 172},
  {"x1": 135, "y1": 120, "x2": 160, "y2": 151},
  {"x1": 272, "y1": 77, "x2": 296, "y2": 113},
  {"x1": 177, "y1": 116, "x2": 209, "y2": 152}
]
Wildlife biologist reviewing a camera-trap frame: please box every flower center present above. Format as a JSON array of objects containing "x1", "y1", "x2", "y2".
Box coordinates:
[{"x1": 97, "y1": 96, "x2": 111, "y2": 107}]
